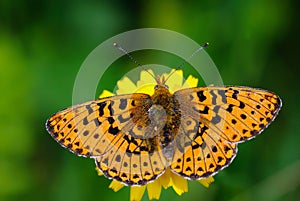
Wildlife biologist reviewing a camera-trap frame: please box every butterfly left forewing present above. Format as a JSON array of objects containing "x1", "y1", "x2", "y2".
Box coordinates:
[
  {"x1": 46, "y1": 93, "x2": 153, "y2": 157},
  {"x1": 46, "y1": 93, "x2": 168, "y2": 185}
]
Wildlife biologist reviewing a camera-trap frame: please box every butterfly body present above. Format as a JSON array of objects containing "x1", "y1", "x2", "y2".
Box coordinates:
[
  {"x1": 46, "y1": 75, "x2": 281, "y2": 186},
  {"x1": 149, "y1": 84, "x2": 182, "y2": 161}
]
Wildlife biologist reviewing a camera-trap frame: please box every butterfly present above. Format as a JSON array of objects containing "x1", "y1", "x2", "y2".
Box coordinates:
[{"x1": 46, "y1": 72, "x2": 281, "y2": 186}]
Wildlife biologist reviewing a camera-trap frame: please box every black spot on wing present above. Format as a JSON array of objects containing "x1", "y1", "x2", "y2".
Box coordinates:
[
  {"x1": 226, "y1": 104, "x2": 234, "y2": 113},
  {"x1": 108, "y1": 126, "x2": 120, "y2": 135},
  {"x1": 232, "y1": 90, "x2": 239, "y2": 99},
  {"x1": 213, "y1": 105, "x2": 220, "y2": 113},
  {"x1": 94, "y1": 118, "x2": 101, "y2": 126},
  {"x1": 217, "y1": 90, "x2": 227, "y2": 103},
  {"x1": 83, "y1": 117, "x2": 89, "y2": 125},
  {"x1": 197, "y1": 91, "x2": 207, "y2": 102},
  {"x1": 119, "y1": 98, "x2": 127, "y2": 110},
  {"x1": 97, "y1": 102, "x2": 106, "y2": 116},
  {"x1": 239, "y1": 101, "x2": 245, "y2": 109},
  {"x1": 118, "y1": 115, "x2": 131, "y2": 123},
  {"x1": 202, "y1": 106, "x2": 209, "y2": 114},
  {"x1": 86, "y1": 105, "x2": 94, "y2": 114},
  {"x1": 107, "y1": 117, "x2": 115, "y2": 124},
  {"x1": 210, "y1": 90, "x2": 217, "y2": 105},
  {"x1": 108, "y1": 101, "x2": 114, "y2": 116},
  {"x1": 211, "y1": 115, "x2": 221, "y2": 124}
]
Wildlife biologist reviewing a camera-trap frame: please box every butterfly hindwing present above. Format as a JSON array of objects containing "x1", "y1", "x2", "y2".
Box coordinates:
[
  {"x1": 95, "y1": 135, "x2": 166, "y2": 185},
  {"x1": 171, "y1": 114, "x2": 237, "y2": 179}
]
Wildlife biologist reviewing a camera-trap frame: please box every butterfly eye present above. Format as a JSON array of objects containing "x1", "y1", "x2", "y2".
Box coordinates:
[
  {"x1": 154, "y1": 85, "x2": 158, "y2": 90},
  {"x1": 172, "y1": 106, "x2": 179, "y2": 111},
  {"x1": 164, "y1": 84, "x2": 169, "y2": 89}
]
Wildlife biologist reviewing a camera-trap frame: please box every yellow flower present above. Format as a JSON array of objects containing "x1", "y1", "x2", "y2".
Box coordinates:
[{"x1": 97, "y1": 69, "x2": 214, "y2": 201}]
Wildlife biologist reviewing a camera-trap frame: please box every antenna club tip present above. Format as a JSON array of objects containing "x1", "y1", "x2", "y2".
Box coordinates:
[
  {"x1": 113, "y1": 42, "x2": 118, "y2": 47},
  {"x1": 204, "y1": 42, "x2": 209, "y2": 47}
]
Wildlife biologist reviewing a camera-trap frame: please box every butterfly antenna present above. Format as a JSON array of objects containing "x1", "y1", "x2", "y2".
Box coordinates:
[
  {"x1": 177, "y1": 42, "x2": 209, "y2": 70},
  {"x1": 164, "y1": 42, "x2": 209, "y2": 84},
  {"x1": 113, "y1": 43, "x2": 156, "y2": 81}
]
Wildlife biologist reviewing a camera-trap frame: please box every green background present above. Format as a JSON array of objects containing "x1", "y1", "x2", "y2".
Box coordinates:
[{"x1": 1, "y1": 0, "x2": 299, "y2": 201}]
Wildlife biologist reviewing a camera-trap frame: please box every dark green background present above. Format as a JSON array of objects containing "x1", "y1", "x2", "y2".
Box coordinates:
[{"x1": 1, "y1": 1, "x2": 299, "y2": 201}]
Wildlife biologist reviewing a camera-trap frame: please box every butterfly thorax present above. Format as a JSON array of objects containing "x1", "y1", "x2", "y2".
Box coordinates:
[
  {"x1": 151, "y1": 85, "x2": 172, "y2": 105},
  {"x1": 150, "y1": 84, "x2": 181, "y2": 161}
]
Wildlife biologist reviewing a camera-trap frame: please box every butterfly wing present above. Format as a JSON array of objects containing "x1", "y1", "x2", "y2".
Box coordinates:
[
  {"x1": 170, "y1": 86, "x2": 281, "y2": 179},
  {"x1": 171, "y1": 115, "x2": 237, "y2": 179},
  {"x1": 46, "y1": 93, "x2": 166, "y2": 185}
]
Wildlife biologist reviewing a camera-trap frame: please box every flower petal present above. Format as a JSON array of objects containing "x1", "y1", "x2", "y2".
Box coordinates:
[
  {"x1": 109, "y1": 180, "x2": 125, "y2": 192},
  {"x1": 130, "y1": 186, "x2": 146, "y2": 201},
  {"x1": 137, "y1": 69, "x2": 156, "y2": 87},
  {"x1": 95, "y1": 167, "x2": 103, "y2": 176},
  {"x1": 198, "y1": 176, "x2": 215, "y2": 188},
  {"x1": 116, "y1": 77, "x2": 137, "y2": 94},
  {"x1": 158, "y1": 168, "x2": 172, "y2": 189},
  {"x1": 147, "y1": 180, "x2": 162, "y2": 200},
  {"x1": 181, "y1": 75, "x2": 198, "y2": 89},
  {"x1": 134, "y1": 83, "x2": 155, "y2": 95},
  {"x1": 170, "y1": 172, "x2": 188, "y2": 195},
  {"x1": 164, "y1": 70, "x2": 183, "y2": 93},
  {"x1": 99, "y1": 90, "x2": 115, "y2": 98}
]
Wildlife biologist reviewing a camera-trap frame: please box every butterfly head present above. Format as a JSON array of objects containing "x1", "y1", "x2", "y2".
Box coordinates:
[
  {"x1": 154, "y1": 75, "x2": 169, "y2": 91},
  {"x1": 152, "y1": 75, "x2": 172, "y2": 105}
]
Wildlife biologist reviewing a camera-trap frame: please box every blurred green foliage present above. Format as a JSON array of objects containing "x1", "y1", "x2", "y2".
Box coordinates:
[{"x1": 0, "y1": 0, "x2": 299, "y2": 201}]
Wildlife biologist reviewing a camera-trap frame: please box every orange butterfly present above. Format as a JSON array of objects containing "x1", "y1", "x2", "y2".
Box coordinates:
[{"x1": 46, "y1": 73, "x2": 281, "y2": 186}]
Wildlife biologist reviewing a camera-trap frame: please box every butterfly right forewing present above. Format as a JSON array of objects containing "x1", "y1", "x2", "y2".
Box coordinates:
[
  {"x1": 170, "y1": 86, "x2": 281, "y2": 179},
  {"x1": 174, "y1": 86, "x2": 281, "y2": 143}
]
